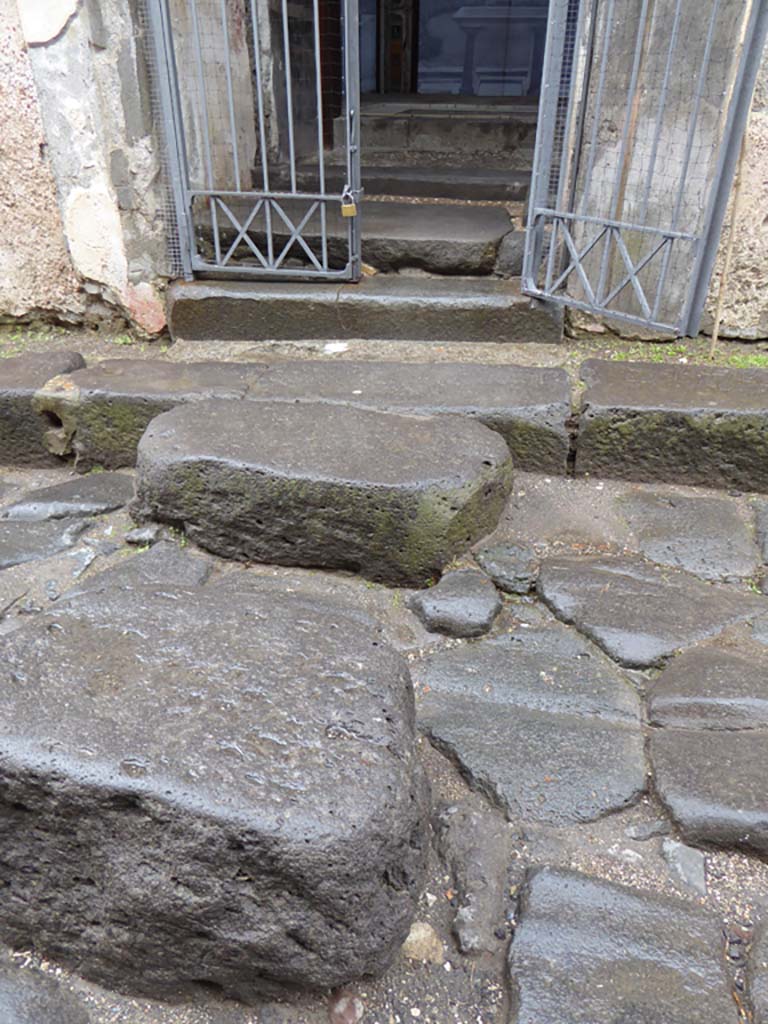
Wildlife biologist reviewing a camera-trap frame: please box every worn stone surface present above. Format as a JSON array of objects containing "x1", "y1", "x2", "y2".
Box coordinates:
[
  {"x1": 662, "y1": 839, "x2": 707, "y2": 896},
  {"x1": 475, "y1": 542, "x2": 539, "y2": 593},
  {"x1": 755, "y1": 500, "x2": 768, "y2": 563},
  {"x1": 577, "y1": 359, "x2": 768, "y2": 492},
  {"x1": 748, "y1": 920, "x2": 768, "y2": 1024},
  {"x1": 0, "y1": 471, "x2": 134, "y2": 521},
  {"x1": 618, "y1": 490, "x2": 760, "y2": 581},
  {"x1": 415, "y1": 623, "x2": 645, "y2": 824},
  {"x1": 63, "y1": 540, "x2": 212, "y2": 598},
  {"x1": 0, "y1": 350, "x2": 85, "y2": 467},
  {"x1": 408, "y1": 570, "x2": 502, "y2": 637},
  {"x1": 538, "y1": 554, "x2": 762, "y2": 668},
  {"x1": 434, "y1": 803, "x2": 514, "y2": 955},
  {"x1": 33, "y1": 359, "x2": 267, "y2": 471},
  {"x1": 248, "y1": 360, "x2": 571, "y2": 473},
  {"x1": 0, "y1": 578, "x2": 429, "y2": 1000},
  {"x1": 0, "y1": 961, "x2": 91, "y2": 1024},
  {"x1": 132, "y1": 400, "x2": 514, "y2": 586},
  {"x1": 494, "y1": 230, "x2": 525, "y2": 278},
  {"x1": 508, "y1": 868, "x2": 737, "y2": 1024},
  {"x1": 0, "y1": 518, "x2": 90, "y2": 570},
  {"x1": 650, "y1": 729, "x2": 768, "y2": 857},
  {"x1": 648, "y1": 645, "x2": 768, "y2": 731},
  {"x1": 168, "y1": 277, "x2": 565, "y2": 345}
]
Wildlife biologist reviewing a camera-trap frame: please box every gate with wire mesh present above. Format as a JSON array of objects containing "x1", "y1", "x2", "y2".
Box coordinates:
[
  {"x1": 147, "y1": 0, "x2": 362, "y2": 281},
  {"x1": 523, "y1": 0, "x2": 768, "y2": 336}
]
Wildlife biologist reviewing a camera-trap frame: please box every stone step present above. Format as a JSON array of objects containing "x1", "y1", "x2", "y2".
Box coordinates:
[
  {"x1": 167, "y1": 276, "x2": 564, "y2": 344},
  {"x1": 577, "y1": 358, "x2": 768, "y2": 492},
  {"x1": 131, "y1": 399, "x2": 514, "y2": 586},
  {"x1": 0, "y1": 569, "x2": 429, "y2": 1001},
  {"x1": 202, "y1": 198, "x2": 517, "y2": 276},
  {"x1": 32, "y1": 358, "x2": 571, "y2": 474}
]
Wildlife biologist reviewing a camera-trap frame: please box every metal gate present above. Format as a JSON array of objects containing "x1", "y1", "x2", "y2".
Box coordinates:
[
  {"x1": 147, "y1": 0, "x2": 362, "y2": 280},
  {"x1": 523, "y1": 0, "x2": 768, "y2": 336}
]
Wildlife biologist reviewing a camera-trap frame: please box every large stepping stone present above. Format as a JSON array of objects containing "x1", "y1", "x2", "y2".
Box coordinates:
[
  {"x1": 0, "y1": 472, "x2": 134, "y2": 521},
  {"x1": 0, "y1": 960, "x2": 91, "y2": 1024},
  {"x1": 248, "y1": 361, "x2": 571, "y2": 473},
  {"x1": 0, "y1": 518, "x2": 90, "y2": 570},
  {"x1": 649, "y1": 644, "x2": 768, "y2": 856},
  {"x1": 508, "y1": 868, "x2": 737, "y2": 1024},
  {"x1": 33, "y1": 359, "x2": 267, "y2": 471},
  {"x1": 0, "y1": 350, "x2": 85, "y2": 466},
  {"x1": 577, "y1": 359, "x2": 768, "y2": 491},
  {"x1": 0, "y1": 577, "x2": 428, "y2": 1000},
  {"x1": 618, "y1": 490, "x2": 760, "y2": 582},
  {"x1": 414, "y1": 622, "x2": 645, "y2": 824},
  {"x1": 537, "y1": 554, "x2": 762, "y2": 668},
  {"x1": 132, "y1": 400, "x2": 513, "y2": 586}
]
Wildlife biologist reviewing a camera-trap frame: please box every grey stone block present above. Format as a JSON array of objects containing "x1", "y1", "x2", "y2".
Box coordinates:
[
  {"x1": 32, "y1": 358, "x2": 267, "y2": 471},
  {"x1": 0, "y1": 961, "x2": 91, "y2": 1024},
  {"x1": 0, "y1": 472, "x2": 134, "y2": 521},
  {"x1": 408, "y1": 569, "x2": 502, "y2": 637},
  {"x1": 132, "y1": 399, "x2": 514, "y2": 586},
  {"x1": 249, "y1": 360, "x2": 571, "y2": 473},
  {"x1": 0, "y1": 350, "x2": 85, "y2": 466},
  {"x1": 0, "y1": 582, "x2": 428, "y2": 1000},
  {"x1": 508, "y1": 868, "x2": 737, "y2": 1024},
  {"x1": 577, "y1": 359, "x2": 768, "y2": 491}
]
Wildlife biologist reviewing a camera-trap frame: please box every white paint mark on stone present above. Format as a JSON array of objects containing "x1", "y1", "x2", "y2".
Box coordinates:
[
  {"x1": 323, "y1": 342, "x2": 349, "y2": 354},
  {"x1": 19, "y1": 0, "x2": 79, "y2": 45}
]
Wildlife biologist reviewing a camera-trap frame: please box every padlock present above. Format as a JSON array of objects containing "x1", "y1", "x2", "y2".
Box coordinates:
[{"x1": 341, "y1": 188, "x2": 358, "y2": 218}]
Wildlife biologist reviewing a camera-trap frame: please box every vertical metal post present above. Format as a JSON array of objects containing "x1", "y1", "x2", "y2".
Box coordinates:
[
  {"x1": 218, "y1": 0, "x2": 242, "y2": 192},
  {"x1": 189, "y1": 0, "x2": 221, "y2": 264},
  {"x1": 281, "y1": 0, "x2": 298, "y2": 193},
  {"x1": 312, "y1": 0, "x2": 328, "y2": 270},
  {"x1": 146, "y1": 0, "x2": 194, "y2": 278},
  {"x1": 248, "y1": 0, "x2": 275, "y2": 265},
  {"x1": 681, "y1": 0, "x2": 768, "y2": 336},
  {"x1": 343, "y1": 0, "x2": 362, "y2": 277}
]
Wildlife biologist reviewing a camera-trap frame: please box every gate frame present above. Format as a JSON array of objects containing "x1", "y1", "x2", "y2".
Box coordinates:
[
  {"x1": 146, "y1": 0, "x2": 363, "y2": 282},
  {"x1": 523, "y1": 0, "x2": 768, "y2": 337}
]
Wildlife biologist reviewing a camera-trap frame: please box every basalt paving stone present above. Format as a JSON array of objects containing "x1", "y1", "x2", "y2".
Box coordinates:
[
  {"x1": 408, "y1": 569, "x2": 502, "y2": 637},
  {"x1": 0, "y1": 471, "x2": 134, "y2": 521},
  {"x1": 0, "y1": 581, "x2": 428, "y2": 1000},
  {"x1": 62, "y1": 540, "x2": 213, "y2": 598},
  {"x1": 247, "y1": 361, "x2": 571, "y2": 473},
  {"x1": 650, "y1": 729, "x2": 768, "y2": 856},
  {"x1": 648, "y1": 645, "x2": 768, "y2": 730},
  {"x1": 577, "y1": 359, "x2": 768, "y2": 492},
  {"x1": 0, "y1": 350, "x2": 85, "y2": 467},
  {"x1": 414, "y1": 623, "x2": 645, "y2": 824},
  {"x1": 132, "y1": 400, "x2": 514, "y2": 587},
  {"x1": 0, "y1": 518, "x2": 90, "y2": 570},
  {"x1": 755, "y1": 500, "x2": 768, "y2": 563},
  {"x1": 537, "y1": 554, "x2": 763, "y2": 668},
  {"x1": 618, "y1": 490, "x2": 760, "y2": 582},
  {"x1": 0, "y1": 961, "x2": 92, "y2": 1024},
  {"x1": 475, "y1": 542, "x2": 539, "y2": 594},
  {"x1": 747, "y1": 920, "x2": 768, "y2": 1023},
  {"x1": 508, "y1": 868, "x2": 737, "y2": 1024},
  {"x1": 33, "y1": 359, "x2": 268, "y2": 471}
]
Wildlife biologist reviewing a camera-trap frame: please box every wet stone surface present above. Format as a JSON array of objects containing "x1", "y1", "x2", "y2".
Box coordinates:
[
  {"x1": 538, "y1": 554, "x2": 762, "y2": 667},
  {"x1": 0, "y1": 518, "x2": 90, "y2": 570},
  {"x1": 475, "y1": 542, "x2": 539, "y2": 594},
  {"x1": 508, "y1": 868, "x2": 738, "y2": 1024},
  {"x1": 132, "y1": 400, "x2": 513, "y2": 586},
  {"x1": 414, "y1": 621, "x2": 645, "y2": 825},
  {"x1": 408, "y1": 570, "x2": 502, "y2": 637},
  {"x1": 0, "y1": 472, "x2": 134, "y2": 521},
  {"x1": 0, "y1": 571, "x2": 429, "y2": 1001},
  {"x1": 0, "y1": 958, "x2": 92, "y2": 1024}
]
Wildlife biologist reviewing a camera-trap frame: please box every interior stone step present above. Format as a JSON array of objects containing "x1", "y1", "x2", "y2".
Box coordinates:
[
  {"x1": 167, "y1": 276, "x2": 564, "y2": 344},
  {"x1": 0, "y1": 569, "x2": 428, "y2": 1000},
  {"x1": 202, "y1": 198, "x2": 517, "y2": 276},
  {"x1": 31, "y1": 358, "x2": 571, "y2": 474},
  {"x1": 132, "y1": 399, "x2": 514, "y2": 585}
]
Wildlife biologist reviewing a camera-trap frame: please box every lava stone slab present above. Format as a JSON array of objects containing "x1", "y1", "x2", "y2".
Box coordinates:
[
  {"x1": 747, "y1": 921, "x2": 768, "y2": 1023},
  {"x1": 648, "y1": 645, "x2": 768, "y2": 730},
  {"x1": 508, "y1": 868, "x2": 737, "y2": 1024},
  {"x1": 132, "y1": 400, "x2": 514, "y2": 586},
  {"x1": 0, "y1": 961, "x2": 91, "y2": 1024},
  {"x1": 0, "y1": 351, "x2": 85, "y2": 467},
  {"x1": 0, "y1": 518, "x2": 90, "y2": 570},
  {"x1": 32, "y1": 359, "x2": 267, "y2": 471},
  {"x1": 0, "y1": 472, "x2": 134, "y2": 521},
  {"x1": 650, "y1": 729, "x2": 768, "y2": 856},
  {"x1": 408, "y1": 569, "x2": 502, "y2": 637},
  {"x1": 618, "y1": 490, "x2": 760, "y2": 582},
  {"x1": 537, "y1": 554, "x2": 762, "y2": 668},
  {"x1": 414, "y1": 623, "x2": 645, "y2": 824},
  {"x1": 62, "y1": 540, "x2": 212, "y2": 598},
  {"x1": 475, "y1": 542, "x2": 539, "y2": 593},
  {"x1": 0, "y1": 580, "x2": 428, "y2": 1000},
  {"x1": 577, "y1": 359, "x2": 768, "y2": 491},
  {"x1": 248, "y1": 361, "x2": 571, "y2": 473}
]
